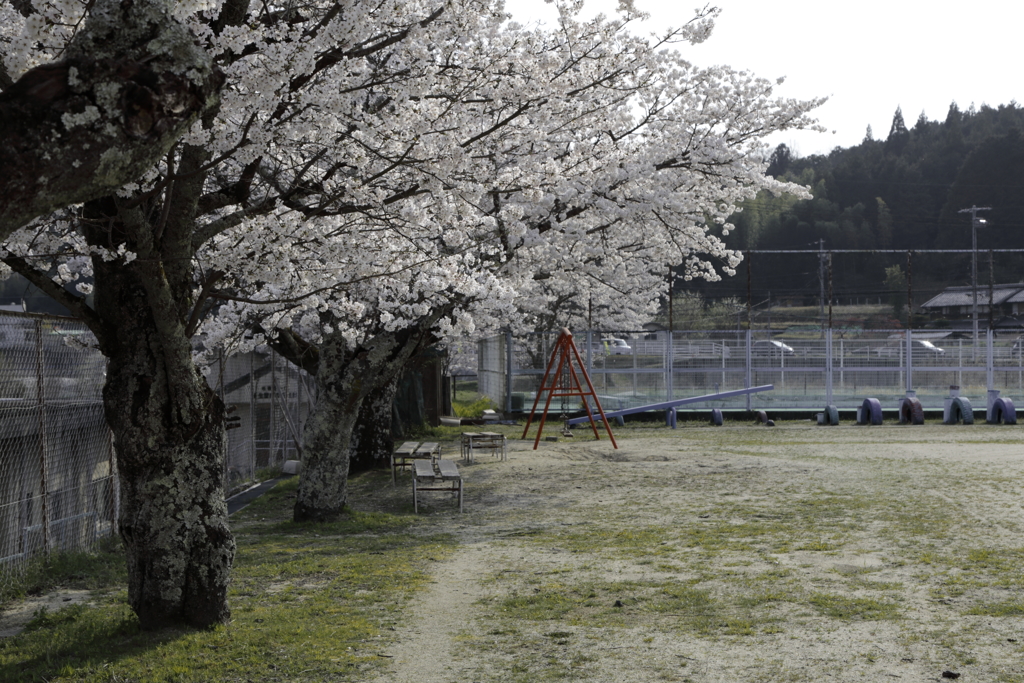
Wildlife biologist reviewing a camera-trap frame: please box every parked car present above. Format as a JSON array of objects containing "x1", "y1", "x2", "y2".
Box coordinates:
[
  {"x1": 591, "y1": 338, "x2": 632, "y2": 356},
  {"x1": 752, "y1": 340, "x2": 795, "y2": 357},
  {"x1": 875, "y1": 339, "x2": 945, "y2": 357}
]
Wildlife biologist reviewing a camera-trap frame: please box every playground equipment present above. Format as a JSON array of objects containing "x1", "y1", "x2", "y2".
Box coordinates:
[
  {"x1": 521, "y1": 328, "x2": 617, "y2": 449},
  {"x1": 856, "y1": 398, "x2": 883, "y2": 425},
  {"x1": 816, "y1": 405, "x2": 840, "y2": 425},
  {"x1": 566, "y1": 384, "x2": 774, "y2": 428},
  {"x1": 986, "y1": 390, "x2": 1017, "y2": 425},
  {"x1": 943, "y1": 386, "x2": 974, "y2": 425},
  {"x1": 899, "y1": 395, "x2": 925, "y2": 425}
]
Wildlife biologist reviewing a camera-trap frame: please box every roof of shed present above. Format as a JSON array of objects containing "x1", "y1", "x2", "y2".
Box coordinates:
[{"x1": 921, "y1": 284, "x2": 1024, "y2": 308}]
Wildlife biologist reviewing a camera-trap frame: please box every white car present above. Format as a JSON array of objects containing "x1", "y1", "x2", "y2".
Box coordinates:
[
  {"x1": 914, "y1": 339, "x2": 945, "y2": 355},
  {"x1": 875, "y1": 339, "x2": 945, "y2": 357},
  {"x1": 752, "y1": 340, "x2": 795, "y2": 357},
  {"x1": 592, "y1": 338, "x2": 632, "y2": 355}
]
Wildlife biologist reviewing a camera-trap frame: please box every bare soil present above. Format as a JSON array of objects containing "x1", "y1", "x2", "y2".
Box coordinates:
[{"x1": 371, "y1": 423, "x2": 1024, "y2": 683}]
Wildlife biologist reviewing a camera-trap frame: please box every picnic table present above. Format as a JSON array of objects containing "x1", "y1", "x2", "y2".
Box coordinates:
[
  {"x1": 390, "y1": 441, "x2": 441, "y2": 484},
  {"x1": 460, "y1": 432, "x2": 507, "y2": 463},
  {"x1": 413, "y1": 459, "x2": 463, "y2": 513}
]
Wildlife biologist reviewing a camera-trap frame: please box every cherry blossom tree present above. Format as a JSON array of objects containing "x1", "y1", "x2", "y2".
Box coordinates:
[
  {"x1": 0, "y1": 0, "x2": 472, "y2": 628},
  {"x1": 197, "y1": 2, "x2": 822, "y2": 521},
  {"x1": 0, "y1": 0, "x2": 821, "y2": 626},
  {"x1": 0, "y1": 0, "x2": 224, "y2": 237}
]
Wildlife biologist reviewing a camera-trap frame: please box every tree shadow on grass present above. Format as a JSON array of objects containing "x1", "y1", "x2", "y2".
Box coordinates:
[{"x1": 3, "y1": 474, "x2": 459, "y2": 682}]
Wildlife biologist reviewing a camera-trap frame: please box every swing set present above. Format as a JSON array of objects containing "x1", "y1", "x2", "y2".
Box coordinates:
[{"x1": 521, "y1": 328, "x2": 618, "y2": 449}]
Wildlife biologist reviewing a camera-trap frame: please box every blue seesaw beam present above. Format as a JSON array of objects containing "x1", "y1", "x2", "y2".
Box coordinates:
[{"x1": 564, "y1": 385, "x2": 775, "y2": 426}]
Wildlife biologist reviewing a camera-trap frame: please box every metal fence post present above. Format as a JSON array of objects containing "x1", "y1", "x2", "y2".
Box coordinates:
[
  {"x1": 585, "y1": 329, "x2": 592, "y2": 372},
  {"x1": 270, "y1": 351, "x2": 277, "y2": 467},
  {"x1": 632, "y1": 337, "x2": 638, "y2": 399},
  {"x1": 906, "y1": 329, "x2": 913, "y2": 393},
  {"x1": 987, "y1": 328, "x2": 994, "y2": 391},
  {"x1": 34, "y1": 320, "x2": 50, "y2": 554},
  {"x1": 219, "y1": 349, "x2": 227, "y2": 485},
  {"x1": 745, "y1": 329, "x2": 752, "y2": 411},
  {"x1": 505, "y1": 330, "x2": 513, "y2": 414},
  {"x1": 666, "y1": 330, "x2": 673, "y2": 402},
  {"x1": 250, "y1": 352, "x2": 256, "y2": 482},
  {"x1": 826, "y1": 329, "x2": 833, "y2": 406},
  {"x1": 958, "y1": 339, "x2": 963, "y2": 388},
  {"x1": 839, "y1": 338, "x2": 844, "y2": 389},
  {"x1": 107, "y1": 423, "x2": 118, "y2": 535}
]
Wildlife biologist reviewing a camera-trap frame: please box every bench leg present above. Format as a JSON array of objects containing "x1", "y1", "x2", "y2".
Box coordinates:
[
  {"x1": 391, "y1": 456, "x2": 396, "y2": 485},
  {"x1": 413, "y1": 478, "x2": 418, "y2": 514}
]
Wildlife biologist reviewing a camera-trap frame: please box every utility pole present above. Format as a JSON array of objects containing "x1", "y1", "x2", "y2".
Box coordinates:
[{"x1": 959, "y1": 205, "x2": 990, "y2": 346}]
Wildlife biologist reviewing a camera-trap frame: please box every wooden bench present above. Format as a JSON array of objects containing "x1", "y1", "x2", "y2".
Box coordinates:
[
  {"x1": 413, "y1": 459, "x2": 463, "y2": 513},
  {"x1": 461, "y1": 432, "x2": 507, "y2": 462},
  {"x1": 391, "y1": 441, "x2": 421, "y2": 484},
  {"x1": 415, "y1": 441, "x2": 441, "y2": 462}
]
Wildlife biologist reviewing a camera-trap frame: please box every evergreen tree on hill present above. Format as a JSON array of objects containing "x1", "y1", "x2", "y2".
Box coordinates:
[
  {"x1": 701, "y1": 101, "x2": 1024, "y2": 306},
  {"x1": 885, "y1": 107, "x2": 911, "y2": 156}
]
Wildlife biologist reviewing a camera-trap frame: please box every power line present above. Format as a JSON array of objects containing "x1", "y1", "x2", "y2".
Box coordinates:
[{"x1": 742, "y1": 248, "x2": 1024, "y2": 254}]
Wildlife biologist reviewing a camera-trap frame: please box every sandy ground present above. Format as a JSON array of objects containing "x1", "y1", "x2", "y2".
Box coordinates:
[
  {"x1": 5, "y1": 423, "x2": 1023, "y2": 682},
  {"x1": 370, "y1": 423, "x2": 1024, "y2": 683}
]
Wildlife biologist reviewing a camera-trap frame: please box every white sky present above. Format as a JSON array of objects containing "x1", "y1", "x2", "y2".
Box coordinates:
[{"x1": 507, "y1": 0, "x2": 1023, "y2": 157}]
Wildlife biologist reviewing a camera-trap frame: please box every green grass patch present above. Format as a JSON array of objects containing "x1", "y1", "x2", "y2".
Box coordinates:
[
  {"x1": 453, "y1": 395, "x2": 496, "y2": 418},
  {"x1": 808, "y1": 593, "x2": 901, "y2": 620},
  {"x1": 490, "y1": 577, "x2": 797, "y2": 637},
  {"x1": 964, "y1": 600, "x2": 1024, "y2": 617},
  {"x1": 0, "y1": 535, "x2": 127, "y2": 611},
  {"x1": 0, "y1": 476, "x2": 457, "y2": 682}
]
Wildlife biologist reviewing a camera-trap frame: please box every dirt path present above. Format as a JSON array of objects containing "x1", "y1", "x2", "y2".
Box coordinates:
[{"x1": 370, "y1": 539, "x2": 495, "y2": 683}]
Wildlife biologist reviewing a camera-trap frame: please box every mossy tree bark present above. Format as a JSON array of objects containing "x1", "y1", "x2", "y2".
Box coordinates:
[
  {"x1": 348, "y1": 378, "x2": 398, "y2": 474},
  {"x1": 7, "y1": 142, "x2": 239, "y2": 627},
  {"x1": 273, "y1": 317, "x2": 440, "y2": 522},
  {"x1": 99, "y1": 290, "x2": 233, "y2": 628},
  {"x1": 83, "y1": 182, "x2": 235, "y2": 628},
  {"x1": 0, "y1": 0, "x2": 253, "y2": 628}
]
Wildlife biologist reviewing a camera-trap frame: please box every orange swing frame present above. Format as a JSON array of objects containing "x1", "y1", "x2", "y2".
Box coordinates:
[{"x1": 520, "y1": 328, "x2": 618, "y2": 449}]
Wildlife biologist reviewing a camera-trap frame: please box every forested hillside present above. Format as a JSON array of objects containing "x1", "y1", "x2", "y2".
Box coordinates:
[{"x1": 697, "y1": 103, "x2": 1024, "y2": 307}]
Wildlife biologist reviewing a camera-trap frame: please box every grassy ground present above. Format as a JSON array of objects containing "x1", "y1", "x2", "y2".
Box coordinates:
[
  {"x1": 0, "y1": 474, "x2": 457, "y2": 683},
  {"x1": 3, "y1": 421, "x2": 1024, "y2": 682}
]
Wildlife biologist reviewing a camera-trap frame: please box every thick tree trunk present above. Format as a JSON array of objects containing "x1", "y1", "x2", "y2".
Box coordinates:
[
  {"x1": 349, "y1": 378, "x2": 398, "y2": 474},
  {"x1": 293, "y1": 319, "x2": 439, "y2": 522},
  {"x1": 89, "y1": 210, "x2": 234, "y2": 629}
]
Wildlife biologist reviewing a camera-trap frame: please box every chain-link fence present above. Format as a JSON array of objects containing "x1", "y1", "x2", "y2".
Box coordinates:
[
  {"x1": 0, "y1": 312, "x2": 114, "y2": 591},
  {"x1": 481, "y1": 329, "x2": 1024, "y2": 414},
  {"x1": 1, "y1": 310, "x2": 315, "y2": 591}
]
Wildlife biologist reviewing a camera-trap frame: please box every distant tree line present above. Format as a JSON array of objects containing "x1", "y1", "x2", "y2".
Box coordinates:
[{"x1": 690, "y1": 102, "x2": 1024, "y2": 310}]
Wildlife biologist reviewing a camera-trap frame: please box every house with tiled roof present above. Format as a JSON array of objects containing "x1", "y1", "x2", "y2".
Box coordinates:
[{"x1": 920, "y1": 284, "x2": 1024, "y2": 330}]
